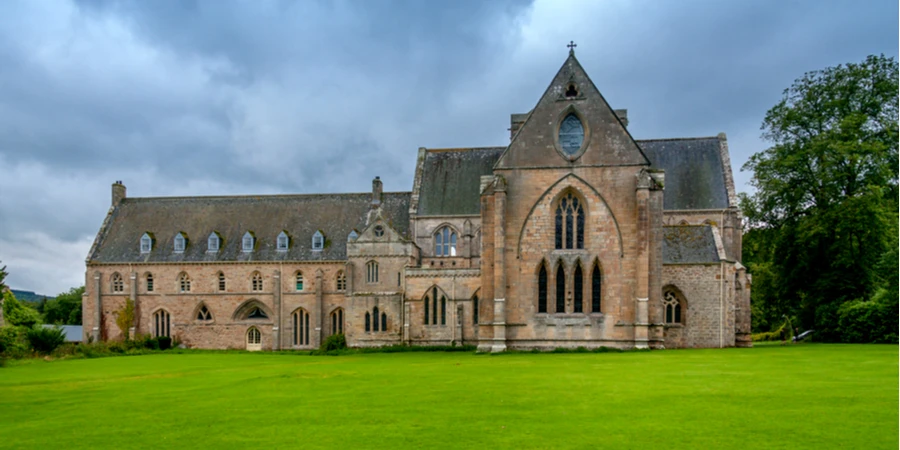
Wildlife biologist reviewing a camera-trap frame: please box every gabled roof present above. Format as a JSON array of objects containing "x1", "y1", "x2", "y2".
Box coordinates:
[
  {"x1": 638, "y1": 136, "x2": 731, "y2": 210},
  {"x1": 88, "y1": 192, "x2": 410, "y2": 263},
  {"x1": 662, "y1": 225, "x2": 720, "y2": 264},
  {"x1": 416, "y1": 147, "x2": 504, "y2": 216}
]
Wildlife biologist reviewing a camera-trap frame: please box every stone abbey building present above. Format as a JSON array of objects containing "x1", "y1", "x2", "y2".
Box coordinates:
[{"x1": 83, "y1": 49, "x2": 751, "y2": 351}]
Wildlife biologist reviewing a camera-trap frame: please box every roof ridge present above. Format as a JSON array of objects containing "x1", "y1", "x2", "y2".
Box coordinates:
[
  {"x1": 636, "y1": 136, "x2": 720, "y2": 143},
  {"x1": 425, "y1": 146, "x2": 506, "y2": 153},
  {"x1": 124, "y1": 191, "x2": 412, "y2": 202}
]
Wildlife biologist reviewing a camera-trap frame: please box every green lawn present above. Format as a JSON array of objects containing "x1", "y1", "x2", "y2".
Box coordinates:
[{"x1": 0, "y1": 345, "x2": 896, "y2": 449}]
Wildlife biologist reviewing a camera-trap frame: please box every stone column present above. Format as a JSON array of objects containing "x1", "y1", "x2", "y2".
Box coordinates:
[
  {"x1": 93, "y1": 271, "x2": 102, "y2": 342},
  {"x1": 315, "y1": 269, "x2": 324, "y2": 346},
  {"x1": 130, "y1": 271, "x2": 138, "y2": 338},
  {"x1": 634, "y1": 172, "x2": 651, "y2": 349},
  {"x1": 491, "y1": 177, "x2": 508, "y2": 353},
  {"x1": 273, "y1": 270, "x2": 282, "y2": 351}
]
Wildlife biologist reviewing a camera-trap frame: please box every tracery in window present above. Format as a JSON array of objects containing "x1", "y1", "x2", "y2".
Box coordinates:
[
  {"x1": 373, "y1": 225, "x2": 384, "y2": 238},
  {"x1": 178, "y1": 272, "x2": 191, "y2": 293},
  {"x1": 663, "y1": 290, "x2": 684, "y2": 324},
  {"x1": 251, "y1": 271, "x2": 263, "y2": 292},
  {"x1": 196, "y1": 305, "x2": 212, "y2": 321},
  {"x1": 555, "y1": 192, "x2": 585, "y2": 250},
  {"x1": 174, "y1": 232, "x2": 187, "y2": 253},
  {"x1": 111, "y1": 273, "x2": 124, "y2": 293},
  {"x1": 559, "y1": 113, "x2": 585, "y2": 155},
  {"x1": 434, "y1": 226, "x2": 458, "y2": 257},
  {"x1": 153, "y1": 310, "x2": 171, "y2": 338},
  {"x1": 366, "y1": 261, "x2": 379, "y2": 284},
  {"x1": 336, "y1": 270, "x2": 346, "y2": 291},
  {"x1": 423, "y1": 286, "x2": 447, "y2": 326},
  {"x1": 293, "y1": 309, "x2": 310, "y2": 346}
]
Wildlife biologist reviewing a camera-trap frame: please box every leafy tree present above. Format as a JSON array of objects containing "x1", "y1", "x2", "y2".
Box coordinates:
[
  {"x1": 0, "y1": 261, "x2": 7, "y2": 292},
  {"x1": 741, "y1": 54, "x2": 898, "y2": 339},
  {"x1": 114, "y1": 298, "x2": 135, "y2": 341},
  {"x1": 2, "y1": 291, "x2": 41, "y2": 328},
  {"x1": 42, "y1": 286, "x2": 84, "y2": 325}
]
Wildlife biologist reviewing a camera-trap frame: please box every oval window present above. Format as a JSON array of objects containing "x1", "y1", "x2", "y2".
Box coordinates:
[{"x1": 559, "y1": 114, "x2": 584, "y2": 155}]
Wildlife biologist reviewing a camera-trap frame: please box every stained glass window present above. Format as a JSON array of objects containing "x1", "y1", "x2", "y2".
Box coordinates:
[
  {"x1": 556, "y1": 192, "x2": 585, "y2": 249},
  {"x1": 559, "y1": 114, "x2": 584, "y2": 155}
]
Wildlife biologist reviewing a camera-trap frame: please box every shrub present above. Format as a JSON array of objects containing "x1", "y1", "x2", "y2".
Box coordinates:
[
  {"x1": 838, "y1": 297, "x2": 899, "y2": 344},
  {"x1": 0, "y1": 326, "x2": 29, "y2": 358},
  {"x1": 158, "y1": 336, "x2": 172, "y2": 350},
  {"x1": 26, "y1": 326, "x2": 66, "y2": 354},
  {"x1": 320, "y1": 333, "x2": 347, "y2": 352}
]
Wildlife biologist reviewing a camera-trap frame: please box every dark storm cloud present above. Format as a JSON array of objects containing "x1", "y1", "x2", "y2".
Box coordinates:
[{"x1": 1, "y1": 0, "x2": 896, "y2": 293}]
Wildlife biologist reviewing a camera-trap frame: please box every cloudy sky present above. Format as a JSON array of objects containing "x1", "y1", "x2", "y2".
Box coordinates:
[{"x1": 0, "y1": 0, "x2": 896, "y2": 295}]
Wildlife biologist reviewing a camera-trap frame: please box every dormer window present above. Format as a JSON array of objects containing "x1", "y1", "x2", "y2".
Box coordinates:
[
  {"x1": 277, "y1": 231, "x2": 289, "y2": 251},
  {"x1": 312, "y1": 231, "x2": 324, "y2": 251},
  {"x1": 242, "y1": 232, "x2": 255, "y2": 252},
  {"x1": 140, "y1": 233, "x2": 153, "y2": 253},
  {"x1": 208, "y1": 232, "x2": 220, "y2": 253},
  {"x1": 348, "y1": 230, "x2": 359, "y2": 241},
  {"x1": 174, "y1": 232, "x2": 187, "y2": 253}
]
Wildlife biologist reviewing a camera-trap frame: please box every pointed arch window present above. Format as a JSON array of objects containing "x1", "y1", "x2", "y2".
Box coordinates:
[
  {"x1": 196, "y1": 305, "x2": 212, "y2": 321},
  {"x1": 559, "y1": 113, "x2": 585, "y2": 156},
  {"x1": 592, "y1": 264, "x2": 602, "y2": 313},
  {"x1": 153, "y1": 310, "x2": 170, "y2": 338},
  {"x1": 365, "y1": 312, "x2": 371, "y2": 332},
  {"x1": 242, "y1": 232, "x2": 255, "y2": 252},
  {"x1": 111, "y1": 273, "x2": 124, "y2": 293},
  {"x1": 140, "y1": 233, "x2": 153, "y2": 253},
  {"x1": 373, "y1": 306, "x2": 380, "y2": 331},
  {"x1": 573, "y1": 263, "x2": 584, "y2": 313},
  {"x1": 178, "y1": 272, "x2": 191, "y2": 293},
  {"x1": 293, "y1": 309, "x2": 310, "y2": 346},
  {"x1": 472, "y1": 294, "x2": 479, "y2": 325},
  {"x1": 251, "y1": 272, "x2": 263, "y2": 292},
  {"x1": 538, "y1": 263, "x2": 548, "y2": 313},
  {"x1": 663, "y1": 290, "x2": 684, "y2": 324},
  {"x1": 366, "y1": 261, "x2": 379, "y2": 284},
  {"x1": 312, "y1": 231, "x2": 324, "y2": 251},
  {"x1": 556, "y1": 264, "x2": 566, "y2": 313},
  {"x1": 145, "y1": 273, "x2": 154, "y2": 292},
  {"x1": 173, "y1": 232, "x2": 187, "y2": 253},
  {"x1": 424, "y1": 287, "x2": 446, "y2": 326},
  {"x1": 208, "y1": 232, "x2": 220, "y2": 252},
  {"x1": 247, "y1": 306, "x2": 269, "y2": 320},
  {"x1": 434, "y1": 226, "x2": 458, "y2": 257},
  {"x1": 295, "y1": 272, "x2": 304, "y2": 291},
  {"x1": 555, "y1": 192, "x2": 584, "y2": 249},
  {"x1": 336, "y1": 270, "x2": 346, "y2": 291},
  {"x1": 331, "y1": 308, "x2": 344, "y2": 335},
  {"x1": 381, "y1": 312, "x2": 387, "y2": 332},
  {"x1": 277, "y1": 231, "x2": 290, "y2": 251},
  {"x1": 217, "y1": 272, "x2": 226, "y2": 292}
]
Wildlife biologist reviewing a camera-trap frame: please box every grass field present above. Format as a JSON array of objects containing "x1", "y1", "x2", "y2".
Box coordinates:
[{"x1": 0, "y1": 344, "x2": 896, "y2": 449}]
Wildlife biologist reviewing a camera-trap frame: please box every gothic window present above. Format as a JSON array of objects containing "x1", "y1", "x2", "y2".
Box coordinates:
[
  {"x1": 555, "y1": 192, "x2": 584, "y2": 250},
  {"x1": 178, "y1": 272, "x2": 191, "y2": 293},
  {"x1": 559, "y1": 113, "x2": 585, "y2": 156},
  {"x1": 140, "y1": 233, "x2": 153, "y2": 253},
  {"x1": 217, "y1": 272, "x2": 226, "y2": 292},
  {"x1": 242, "y1": 232, "x2": 255, "y2": 252},
  {"x1": 424, "y1": 287, "x2": 446, "y2": 326},
  {"x1": 441, "y1": 295, "x2": 446, "y2": 325},
  {"x1": 293, "y1": 309, "x2": 310, "y2": 346},
  {"x1": 538, "y1": 263, "x2": 548, "y2": 313},
  {"x1": 331, "y1": 308, "x2": 344, "y2": 335},
  {"x1": 472, "y1": 294, "x2": 479, "y2": 325},
  {"x1": 373, "y1": 306, "x2": 380, "y2": 331},
  {"x1": 556, "y1": 264, "x2": 566, "y2": 313},
  {"x1": 663, "y1": 290, "x2": 684, "y2": 324},
  {"x1": 373, "y1": 225, "x2": 385, "y2": 237},
  {"x1": 277, "y1": 231, "x2": 289, "y2": 251},
  {"x1": 295, "y1": 272, "x2": 304, "y2": 291},
  {"x1": 366, "y1": 261, "x2": 379, "y2": 284},
  {"x1": 247, "y1": 307, "x2": 268, "y2": 320},
  {"x1": 246, "y1": 327, "x2": 261, "y2": 351},
  {"x1": 208, "y1": 232, "x2": 220, "y2": 252},
  {"x1": 565, "y1": 83, "x2": 578, "y2": 97},
  {"x1": 145, "y1": 273, "x2": 154, "y2": 292},
  {"x1": 111, "y1": 273, "x2": 124, "y2": 293},
  {"x1": 153, "y1": 310, "x2": 171, "y2": 338},
  {"x1": 196, "y1": 305, "x2": 212, "y2": 321},
  {"x1": 174, "y1": 232, "x2": 187, "y2": 253},
  {"x1": 251, "y1": 272, "x2": 263, "y2": 292},
  {"x1": 365, "y1": 312, "x2": 371, "y2": 332},
  {"x1": 336, "y1": 270, "x2": 346, "y2": 291},
  {"x1": 312, "y1": 231, "x2": 324, "y2": 251},
  {"x1": 434, "y1": 226, "x2": 458, "y2": 257},
  {"x1": 591, "y1": 264, "x2": 602, "y2": 313},
  {"x1": 381, "y1": 312, "x2": 387, "y2": 332},
  {"x1": 573, "y1": 263, "x2": 584, "y2": 313}
]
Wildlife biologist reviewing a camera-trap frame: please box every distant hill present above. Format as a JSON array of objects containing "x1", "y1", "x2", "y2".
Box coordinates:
[{"x1": 10, "y1": 289, "x2": 55, "y2": 304}]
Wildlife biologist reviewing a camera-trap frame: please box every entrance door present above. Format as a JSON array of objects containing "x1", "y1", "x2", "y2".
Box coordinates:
[{"x1": 246, "y1": 327, "x2": 262, "y2": 351}]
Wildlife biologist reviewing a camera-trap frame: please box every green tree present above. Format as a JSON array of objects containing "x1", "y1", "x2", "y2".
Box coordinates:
[
  {"x1": 0, "y1": 261, "x2": 7, "y2": 292},
  {"x1": 741, "y1": 54, "x2": 899, "y2": 339},
  {"x1": 2, "y1": 291, "x2": 42, "y2": 328},
  {"x1": 115, "y1": 297, "x2": 135, "y2": 341},
  {"x1": 42, "y1": 286, "x2": 84, "y2": 325}
]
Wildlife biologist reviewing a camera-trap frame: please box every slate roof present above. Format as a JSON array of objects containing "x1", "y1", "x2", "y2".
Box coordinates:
[
  {"x1": 42, "y1": 325, "x2": 83, "y2": 342},
  {"x1": 89, "y1": 193, "x2": 410, "y2": 263},
  {"x1": 417, "y1": 147, "x2": 505, "y2": 216},
  {"x1": 662, "y1": 225, "x2": 720, "y2": 264},
  {"x1": 638, "y1": 137, "x2": 730, "y2": 210}
]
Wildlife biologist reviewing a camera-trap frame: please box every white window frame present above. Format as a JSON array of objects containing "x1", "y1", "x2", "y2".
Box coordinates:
[
  {"x1": 277, "y1": 231, "x2": 289, "y2": 251},
  {"x1": 174, "y1": 233, "x2": 186, "y2": 253},
  {"x1": 434, "y1": 226, "x2": 458, "y2": 257},
  {"x1": 312, "y1": 231, "x2": 324, "y2": 251},
  {"x1": 140, "y1": 233, "x2": 152, "y2": 253},
  {"x1": 208, "y1": 232, "x2": 220, "y2": 253},
  {"x1": 242, "y1": 232, "x2": 255, "y2": 252}
]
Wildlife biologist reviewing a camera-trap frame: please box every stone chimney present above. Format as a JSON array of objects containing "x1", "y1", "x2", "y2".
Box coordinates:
[
  {"x1": 614, "y1": 109, "x2": 629, "y2": 128},
  {"x1": 371, "y1": 176, "x2": 383, "y2": 208},
  {"x1": 112, "y1": 180, "x2": 126, "y2": 207}
]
